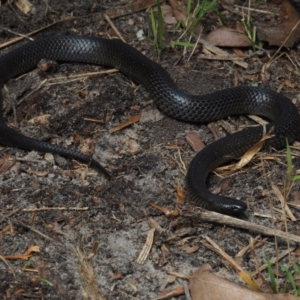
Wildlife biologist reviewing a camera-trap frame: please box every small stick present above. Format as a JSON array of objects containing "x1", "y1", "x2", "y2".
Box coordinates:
[
  {"x1": 14, "y1": 220, "x2": 55, "y2": 242},
  {"x1": 187, "y1": 210, "x2": 300, "y2": 243}
]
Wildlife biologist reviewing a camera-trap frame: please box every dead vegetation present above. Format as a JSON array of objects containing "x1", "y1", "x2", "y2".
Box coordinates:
[{"x1": 0, "y1": 0, "x2": 300, "y2": 299}]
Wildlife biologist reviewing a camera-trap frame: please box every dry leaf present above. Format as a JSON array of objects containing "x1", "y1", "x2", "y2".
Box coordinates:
[
  {"x1": 140, "y1": 108, "x2": 164, "y2": 123},
  {"x1": 271, "y1": 185, "x2": 296, "y2": 221},
  {"x1": 125, "y1": 138, "x2": 140, "y2": 155},
  {"x1": 180, "y1": 244, "x2": 199, "y2": 253},
  {"x1": 161, "y1": 5, "x2": 177, "y2": 25},
  {"x1": 190, "y1": 264, "x2": 299, "y2": 300},
  {"x1": 176, "y1": 186, "x2": 185, "y2": 204},
  {"x1": 168, "y1": 0, "x2": 187, "y2": 23},
  {"x1": 257, "y1": 0, "x2": 300, "y2": 47},
  {"x1": 3, "y1": 245, "x2": 40, "y2": 260},
  {"x1": 26, "y1": 169, "x2": 49, "y2": 177},
  {"x1": 87, "y1": 240, "x2": 100, "y2": 260},
  {"x1": 0, "y1": 155, "x2": 16, "y2": 174},
  {"x1": 205, "y1": 27, "x2": 252, "y2": 47},
  {"x1": 28, "y1": 114, "x2": 51, "y2": 125},
  {"x1": 44, "y1": 222, "x2": 64, "y2": 235},
  {"x1": 290, "y1": 191, "x2": 300, "y2": 207},
  {"x1": 216, "y1": 130, "x2": 273, "y2": 174},
  {"x1": 15, "y1": 0, "x2": 34, "y2": 14},
  {"x1": 150, "y1": 202, "x2": 180, "y2": 217},
  {"x1": 148, "y1": 218, "x2": 165, "y2": 233},
  {"x1": 111, "y1": 270, "x2": 122, "y2": 280}
]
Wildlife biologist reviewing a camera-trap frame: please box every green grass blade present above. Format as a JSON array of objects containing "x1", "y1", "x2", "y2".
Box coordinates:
[
  {"x1": 292, "y1": 174, "x2": 300, "y2": 181},
  {"x1": 38, "y1": 276, "x2": 53, "y2": 286},
  {"x1": 294, "y1": 264, "x2": 300, "y2": 275},
  {"x1": 280, "y1": 265, "x2": 298, "y2": 295},
  {"x1": 172, "y1": 41, "x2": 196, "y2": 47},
  {"x1": 186, "y1": 0, "x2": 192, "y2": 15},
  {"x1": 266, "y1": 254, "x2": 278, "y2": 293},
  {"x1": 22, "y1": 257, "x2": 34, "y2": 271},
  {"x1": 149, "y1": 7, "x2": 157, "y2": 42}
]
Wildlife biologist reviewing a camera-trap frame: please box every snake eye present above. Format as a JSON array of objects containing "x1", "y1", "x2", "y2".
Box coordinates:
[
  {"x1": 231, "y1": 204, "x2": 247, "y2": 214},
  {"x1": 233, "y1": 206, "x2": 242, "y2": 212}
]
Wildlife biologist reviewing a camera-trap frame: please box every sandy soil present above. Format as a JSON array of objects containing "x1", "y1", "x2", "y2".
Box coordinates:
[{"x1": 0, "y1": 1, "x2": 300, "y2": 299}]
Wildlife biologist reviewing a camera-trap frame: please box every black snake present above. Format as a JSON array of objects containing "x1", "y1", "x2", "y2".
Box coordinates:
[{"x1": 1, "y1": 35, "x2": 299, "y2": 215}]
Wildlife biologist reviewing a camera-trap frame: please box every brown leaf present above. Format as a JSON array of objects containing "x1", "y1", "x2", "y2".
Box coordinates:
[
  {"x1": 216, "y1": 130, "x2": 273, "y2": 174},
  {"x1": 3, "y1": 245, "x2": 40, "y2": 260},
  {"x1": 190, "y1": 264, "x2": 299, "y2": 300},
  {"x1": 291, "y1": 191, "x2": 300, "y2": 206},
  {"x1": 180, "y1": 244, "x2": 199, "y2": 253},
  {"x1": 28, "y1": 114, "x2": 51, "y2": 125},
  {"x1": 150, "y1": 202, "x2": 180, "y2": 217},
  {"x1": 168, "y1": 0, "x2": 187, "y2": 23},
  {"x1": 125, "y1": 138, "x2": 140, "y2": 155},
  {"x1": 0, "y1": 155, "x2": 16, "y2": 174},
  {"x1": 205, "y1": 27, "x2": 252, "y2": 47},
  {"x1": 15, "y1": 0, "x2": 34, "y2": 14},
  {"x1": 161, "y1": 5, "x2": 177, "y2": 25},
  {"x1": 111, "y1": 270, "x2": 122, "y2": 280},
  {"x1": 26, "y1": 169, "x2": 49, "y2": 177},
  {"x1": 284, "y1": 79, "x2": 297, "y2": 89},
  {"x1": 44, "y1": 222, "x2": 64, "y2": 235},
  {"x1": 176, "y1": 186, "x2": 185, "y2": 204},
  {"x1": 257, "y1": 0, "x2": 300, "y2": 47},
  {"x1": 140, "y1": 108, "x2": 164, "y2": 123}
]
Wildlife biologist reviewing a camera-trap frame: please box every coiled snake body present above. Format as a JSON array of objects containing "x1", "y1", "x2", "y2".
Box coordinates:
[{"x1": 1, "y1": 35, "x2": 300, "y2": 215}]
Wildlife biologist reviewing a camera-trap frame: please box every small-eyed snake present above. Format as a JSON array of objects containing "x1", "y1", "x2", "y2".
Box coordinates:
[{"x1": 1, "y1": 35, "x2": 299, "y2": 215}]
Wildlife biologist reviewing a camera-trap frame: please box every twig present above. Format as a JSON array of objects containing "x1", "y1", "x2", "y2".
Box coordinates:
[
  {"x1": 104, "y1": 14, "x2": 126, "y2": 42},
  {"x1": 14, "y1": 220, "x2": 55, "y2": 242},
  {"x1": 187, "y1": 210, "x2": 300, "y2": 243},
  {"x1": 0, "y1": 205, "x2": 23, "y2": 224},
  {"x1": 22, "y1": 206, "x2": 89, "y2": 212},
  {"x1": 1, "y1": 27, "x2": 34, "y2": 41},
  {"x1": 0, "y1": 254, "x2": 15, "y2": 276}
]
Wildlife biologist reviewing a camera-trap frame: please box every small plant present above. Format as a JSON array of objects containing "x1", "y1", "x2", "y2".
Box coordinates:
[
  {"x1": 149, "y1": 0, "x2": 164, "y2": 57},
  {"x1": 285, "y1": 139, "x2": 300, "y2": 183},
  {"x1": 280, "y1": 265, "x2": 300, "y2": 296},
  {"x1": 185, "y1": 0, "x2": 218, "y2": 36},
  {"x1": 266, "y1": 256, "x2": 300, "y2": 296},
  {"x1": 38, "y1": 276, "x2": 53, "y2": 286},
  {"x1": 284, "y1": 139, "x2": 300, "y2": 206},
  {"x1": 266, "y1": 254, "x2": 278, "y2": 293},
  {"x1": 173, "y1": 0, "x2": 218, "y2": 48},
  {"x1": 264, "y1": 141, "x2": 300, "y2": 296},
  {"x1": 241, "y1": 0, "x2": 264, "y2": 51}
]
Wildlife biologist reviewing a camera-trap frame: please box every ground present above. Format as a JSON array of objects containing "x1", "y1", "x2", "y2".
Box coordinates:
[{"x1": 0, "y1": 1, "x2": 300, "y2": 299}]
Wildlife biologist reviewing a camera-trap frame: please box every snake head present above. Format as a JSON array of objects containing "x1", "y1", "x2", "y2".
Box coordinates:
[{"x1": 215, "y1": 196, "x2": 248, "y2": 216}]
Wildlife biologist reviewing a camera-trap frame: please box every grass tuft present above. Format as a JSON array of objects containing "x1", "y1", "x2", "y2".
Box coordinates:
[{"x1": 149, "y1": 0, "x2": 164, "y2": 57}]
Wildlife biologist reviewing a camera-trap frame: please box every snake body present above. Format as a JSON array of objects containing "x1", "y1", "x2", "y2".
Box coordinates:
[{"x1": 1, "y1": 35, "x2": 300, "y2": 214}]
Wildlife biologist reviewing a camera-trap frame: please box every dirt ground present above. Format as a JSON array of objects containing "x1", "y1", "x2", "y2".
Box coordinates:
[{"x1": 0, "y1": 1, "x2": 300, "y2": 299}]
